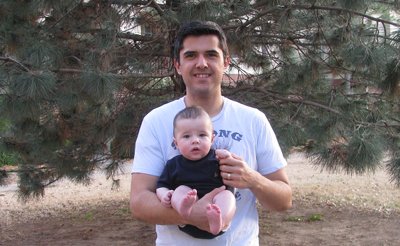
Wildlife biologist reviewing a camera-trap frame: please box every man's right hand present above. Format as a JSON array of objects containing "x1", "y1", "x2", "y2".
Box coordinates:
[{"x1": 185, "y1": 186, "x2": 226, "y2": 232}]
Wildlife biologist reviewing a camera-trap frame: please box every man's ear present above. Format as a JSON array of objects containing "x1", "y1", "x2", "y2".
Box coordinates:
[
  {"x1": 174, "y1": 59, "x2": 181, "y2": 75},
  {"x1": 224, "y1": 56, "x2": 231, "y2": 70}
]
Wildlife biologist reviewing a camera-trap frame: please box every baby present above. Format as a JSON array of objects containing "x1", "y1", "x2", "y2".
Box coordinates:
[{"x1": 156, "y1": 106, "x2": 236, "y2": 239}]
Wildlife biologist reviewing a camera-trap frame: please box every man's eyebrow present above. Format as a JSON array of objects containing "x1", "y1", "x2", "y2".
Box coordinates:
[
  {"x1": 205, "y1": 50, "x2": 219, "y2": 54},
  {"x1": 182, "y1": 50, "x2": 220, "y2": 56},
  {"x1": 183, "y1": 51, "x2": 196, "y2": 56}
]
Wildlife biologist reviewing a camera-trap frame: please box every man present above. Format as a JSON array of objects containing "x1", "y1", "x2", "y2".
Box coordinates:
[{"x1": 130, "y1": 20, "x2": 292, "y2": 246}]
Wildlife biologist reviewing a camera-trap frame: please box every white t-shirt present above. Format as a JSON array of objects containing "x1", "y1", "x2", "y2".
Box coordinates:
[{"x1": 132, "y1": 96, "x2": 287, "y2": 246}]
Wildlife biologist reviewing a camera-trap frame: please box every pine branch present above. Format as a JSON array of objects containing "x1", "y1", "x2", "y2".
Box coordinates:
[
  {"x1": 228, "y1": 3, "x2": 400, "y2": 32},
  {"x1": 148, "y1": 0, "x2": 164, "y2": 17},
  {"x1": 231, "y1": 85, "x2": 342, "y2": 115},
  {"x1": 117, "y1": 32, "x2": 155, "y2": 41},
  {"x1": 0, "y1": 56, "x2": 30, "y2": 72},
  {"x1": 232, "y1": 7, "x2": 282, "y2": 32},
  {"x1": 47, "y1": 1, "x2": 82, "y2": 30},
  {"x1": 353, "y1": 119, "x2": 400, "y2": 129},
  {"x1": 56, "y1": 68, "x2": 174, "y2": 78},
  {"x1": 109, "y1": 0, "x2": 160, "y2": 6},
  {"x1": 291, "y1": 4, "x2": 400, "y2": 28}
]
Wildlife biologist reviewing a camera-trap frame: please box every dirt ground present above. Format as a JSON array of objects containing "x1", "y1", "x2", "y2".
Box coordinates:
[{"x1": 1, "y1": 153, "x2": 399, "y2": 246}]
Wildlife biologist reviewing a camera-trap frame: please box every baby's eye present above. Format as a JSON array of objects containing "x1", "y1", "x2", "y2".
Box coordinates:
[{"x1": 183, "y1": 135, "x2": 190, "y2": 139}]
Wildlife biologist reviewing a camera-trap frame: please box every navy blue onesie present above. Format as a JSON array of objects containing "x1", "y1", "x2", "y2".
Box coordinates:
[{"x1": 157, "y1": 149, "x2": 234, "y2": 239}]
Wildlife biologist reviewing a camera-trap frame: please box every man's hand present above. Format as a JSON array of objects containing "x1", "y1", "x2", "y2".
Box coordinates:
[
  {"x1": 218, "y1": 152, "x2": 292, "y2": 211},
  {"x1": 218, "y1": 151, "x2": 256, "y2": 189}
]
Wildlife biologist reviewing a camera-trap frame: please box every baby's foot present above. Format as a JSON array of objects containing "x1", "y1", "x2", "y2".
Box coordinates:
[
  {"x1": 206, "y1": 204, "x2": 223, "y2": 235},
  {"x1": 179, "y1": 189, "x2": 197, "y2": 217}
]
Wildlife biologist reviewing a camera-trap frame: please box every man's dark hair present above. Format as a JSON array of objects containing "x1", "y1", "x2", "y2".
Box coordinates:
[
  {"x1": 173, "y1": 106, "x2": 211, "y2": 136},
  {"x1": 173, "y1": 20, "x2": 229, "y2": 63}
]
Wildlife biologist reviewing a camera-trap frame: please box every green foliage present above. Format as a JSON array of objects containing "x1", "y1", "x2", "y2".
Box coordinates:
[
  {"x1": 381, "y1": 58, "x2": 400, "y2": 96},
  {"x1": 10, "y1": 71, "x2": 56, "y2": 99},
  {"x1": 0, "y1": 152, "x2": 18, "y2": 167},
  {"x1": 0, "y1": 0, "x2": 400, "y2": 198}
]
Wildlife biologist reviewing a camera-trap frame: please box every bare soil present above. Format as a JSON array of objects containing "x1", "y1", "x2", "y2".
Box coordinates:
[{"x1": 1, "y1": 153, "x2": 399, "y2": 246}]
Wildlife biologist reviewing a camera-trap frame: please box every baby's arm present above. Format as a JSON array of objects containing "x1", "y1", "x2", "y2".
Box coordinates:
[{"x1": 156, "y1": 187, "x2": 174, "y2": 207}]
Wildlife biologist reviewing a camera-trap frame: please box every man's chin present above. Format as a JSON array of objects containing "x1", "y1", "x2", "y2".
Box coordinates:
[{"x1": 188, "y1": 87, "x2": 214, "y2": 97}]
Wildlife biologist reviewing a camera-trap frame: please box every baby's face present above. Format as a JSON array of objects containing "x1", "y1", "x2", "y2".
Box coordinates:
[{"x1": 174, "y1": 116, "x2": 213, "y2": 161}]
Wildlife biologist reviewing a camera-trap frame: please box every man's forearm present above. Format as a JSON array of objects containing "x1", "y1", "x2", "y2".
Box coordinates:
[
  {"x1": 130, "y1": 173, "x2": 185, "y2": 225},
  {"x1": 249, "y1": 168, "x2": 292, "y2": 211},
  {"x1": 131, "y1": 190, "x2": 184, "y2": 225}
]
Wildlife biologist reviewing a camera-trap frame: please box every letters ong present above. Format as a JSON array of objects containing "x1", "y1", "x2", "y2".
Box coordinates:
[{"x1": 213, "y1": 130, "x2": 242, "y2": 142}]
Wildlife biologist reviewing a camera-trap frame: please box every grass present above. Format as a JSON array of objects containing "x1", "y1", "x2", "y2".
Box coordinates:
[
  {"x1": 285, "y1": 213, "x2": 323, "y2": 222},
  {"x1": 83, "y1": 211, "x2": 94, "y2": 221}
]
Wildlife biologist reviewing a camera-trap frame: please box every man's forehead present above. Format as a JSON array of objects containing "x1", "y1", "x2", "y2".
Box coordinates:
[{"x1": 180, "y1": 35, "x2": 221, "y2": 52}]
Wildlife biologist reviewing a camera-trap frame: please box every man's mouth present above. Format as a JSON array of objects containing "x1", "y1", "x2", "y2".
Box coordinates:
[{"x1": 194, "y1": 73, "x2": 210, "y2": 78}]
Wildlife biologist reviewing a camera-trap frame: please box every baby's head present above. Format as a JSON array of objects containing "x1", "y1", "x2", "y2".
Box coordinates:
[{"x1": 173, "y1": 106, "x2": 214, "y2": 161}]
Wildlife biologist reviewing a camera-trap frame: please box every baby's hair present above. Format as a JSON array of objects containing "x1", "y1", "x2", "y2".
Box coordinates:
[{"x1": 173, "y1": 106, "x2": 211, "y2": 136}]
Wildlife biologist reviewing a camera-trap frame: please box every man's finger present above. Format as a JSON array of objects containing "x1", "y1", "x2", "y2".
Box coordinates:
[{"x1": 231, "y1": 152, "x2": 243, "y2": 160}]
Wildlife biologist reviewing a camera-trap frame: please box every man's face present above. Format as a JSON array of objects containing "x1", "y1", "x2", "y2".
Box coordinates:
[
  {"x1": 173, "y1": 116, "x2": 214, "y2": 161},
  {"x1": 174, "y1": 35, "x2": 230, "y2": 97}
]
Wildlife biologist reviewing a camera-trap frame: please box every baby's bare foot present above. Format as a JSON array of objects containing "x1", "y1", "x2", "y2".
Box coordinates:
[
  {"x1": 179, "y1": 189, "x2": 197, "y2": 217},
  {"x1": 206, "y1": 204, "x2": 223, "y2": 235}
]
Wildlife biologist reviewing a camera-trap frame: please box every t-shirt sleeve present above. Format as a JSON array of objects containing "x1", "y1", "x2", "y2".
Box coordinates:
[
  {"x1": 255, "y1": 112, "x2": 287, "y2": 175},
  {"x1": 131, "y1": 115, "x2": 165, "y2": 176}
]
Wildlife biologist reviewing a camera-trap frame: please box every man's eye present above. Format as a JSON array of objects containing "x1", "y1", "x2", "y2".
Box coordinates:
[
  {"x1": 184, "y1": 53, "x2": 195, "y2": 58},
  {"x1": 206, "y1": 52, "x2": 219, "y2": 57}
]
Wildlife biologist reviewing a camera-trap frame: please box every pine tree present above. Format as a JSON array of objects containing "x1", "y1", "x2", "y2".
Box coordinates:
[{"x1": 0, "y1": 0, "x2": 399, "y2": 199}]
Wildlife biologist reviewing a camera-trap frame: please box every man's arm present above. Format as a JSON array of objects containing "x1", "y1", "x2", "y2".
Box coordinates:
[
  {"x1": 219, "y1": 155, "x2": 292, "y2": 211},
  {"x1": 130, "y1": 173, "x2": 184, "y2": 224},
  {"x1": 130, "y1": 173, "x2": 225, "y2": 229},
  {"x1": 248, "y1": 168, "x2": 292, "y2": 211}
]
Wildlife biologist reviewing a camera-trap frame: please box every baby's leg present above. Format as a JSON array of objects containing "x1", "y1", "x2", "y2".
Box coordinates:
[
  {"x1": 206, "y1": 190, "x2": 236, "y2": 235},
  {"x1": 171, "y1": 185, "x2": 198, "y2": 217}
]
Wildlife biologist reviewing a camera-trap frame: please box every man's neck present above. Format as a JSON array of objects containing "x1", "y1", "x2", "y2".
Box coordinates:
[{"x1": 184, "y1": 94, "x2": 224, "y2": 117}]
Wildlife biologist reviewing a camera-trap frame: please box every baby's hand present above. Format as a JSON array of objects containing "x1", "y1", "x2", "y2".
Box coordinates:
[
  {"x1": 215, "y1": 149, "x2": 231, "y2": 160},
  {"x1": 161, "y1": 190, "x2": 174, "y2": 207}
]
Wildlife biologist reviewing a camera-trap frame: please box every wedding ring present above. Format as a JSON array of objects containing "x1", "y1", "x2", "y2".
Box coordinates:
[{"x1": 227, "y1": 173, "x2": 231, "y2": 180}]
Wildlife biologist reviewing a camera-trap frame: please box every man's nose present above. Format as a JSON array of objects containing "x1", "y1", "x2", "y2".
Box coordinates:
[{"x1": 196, "y1": 55, "x2": 208, "y2": 69}]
